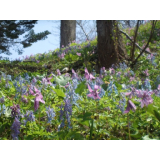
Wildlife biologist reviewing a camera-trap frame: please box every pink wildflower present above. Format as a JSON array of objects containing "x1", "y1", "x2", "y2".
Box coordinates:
[
  {"x1": 124, "y1": 100, "x2": 136, "y2": 114},
  {"x1": 76, "y1": 53, "x2": 81, "y2": 56},
  {"x1": 29, "y1": 87, "x2": 45, "y2": 111},
  {"x1": 84, "y1": 68, "x2": 95, "y2": 81},
  {"x1": 87, "y1": 84, "x2": 101, "y2": 100},
  {"x1": 136, "y1": 90, "x2": 153, "y2": 108}
]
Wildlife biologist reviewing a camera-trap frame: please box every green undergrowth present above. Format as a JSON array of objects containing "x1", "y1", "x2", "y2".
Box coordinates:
[{"x1": 0, "y1": 21, "x2": 160, "y2": 140}]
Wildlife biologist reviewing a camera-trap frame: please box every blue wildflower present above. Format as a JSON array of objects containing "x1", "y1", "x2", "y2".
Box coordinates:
[
  {"x1": 107, "y1": 81, "x2": 118, "y2": 97},
  {"x1": 24, "y1": 110, "x2": 35, "y2": 125},
  {"x1": 141, "y1": 78, "x2": 152, "y2": 91},
  {"x1": 116, "y1": 93, "x2": 126, "y2": 113},
  {"x1": 11, "y1": 117, "x2": 21, "y2": 140},
  {"x1": 10, "y1": 104, "x2": 20, "y2": 118},
  {"x1": 58, "y1": 99, "x2": 72, "y2": 130},
  {"x1": 119, "y1": 62, "x2": 128, "y2": 71},
  {"x1": 0, "y1": 104, "x2": 6, "y2": 116},
  {"x1": 0, "y1": 96, "x2": 5, "y2": 103},
  {"x1": 46, "y1": 106, "x2": 55, "y2": 124},
  {"x1": 65, "y1": 80, "x2": 82, "y2": 107}
]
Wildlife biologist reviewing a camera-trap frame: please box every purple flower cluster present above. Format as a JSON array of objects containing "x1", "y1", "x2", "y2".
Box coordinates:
[
  {"x1": 84, "y1": 68, "x2": 95, "y2": 81},
  {"x1": 10, "y1": 104, "x2": 21, "y2": 118},
  {"x1": 24, "y1": 110, "x2": 35, "y2": 125},
  {"x1": 87, "y1": 84, "x2": 101, "y2": 100},
  {"x1": 124, "y1": 100, "x2": 136, "y2": 114},
  {"x1": 58, "y1": 99, "x2": 72, "y2": 130},
  {"x1": 29, "y1": 86, "x2": 45, "y2": 111},
  {"x1": 117, "y1": 93, "x2": 126, "y2": 113},
  {"x1": 107, "y1": 81, "x2": 118, "y2": 97},
  {"x1": 136, "y1": 90, "x2": 153, "y2": 108},
  {"x1": 0, "y1": 104, "x2": 6, "y2": 116},
  {"x1": 65, "y1": 79, "x2": 82, "y2": 107},
  {"x1": 0, "y1": 96, "x2": 5, "y2": 103},
  {"x1": 11, "y1": 117, "x2": 21, "y2": 140},
  {"x1": 46, "y1": 106, "x2": 55, "y2": 124}
]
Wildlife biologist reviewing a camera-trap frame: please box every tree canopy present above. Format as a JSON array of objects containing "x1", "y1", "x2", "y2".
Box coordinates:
[{"x1": 0, "y1": 20, "x2": 51, "y2": 55}]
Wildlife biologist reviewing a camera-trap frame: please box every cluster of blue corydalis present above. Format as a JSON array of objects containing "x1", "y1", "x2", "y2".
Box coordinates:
[
  {"x1": 95, "y1": 77, "x2": 104, "y2": 86},
  {"x1": 58, "y1": 98, "x2": 72, "y2": 130},
  {"x1": 129, "y1": 70, "x2": 135, "y2": 76},
  {"x1": 0, "y1": 104, "x2": 6, "y2": 116},
  {"x1": 124, "y1": 70, "x2": 134, "y2": 78},
  {"x1": 28, "y1": 77, "x2": 38, "y2": 91},
  {"x1": 65, "y1": 78, "x2": 82, "y2": 108},
  {"x1": 0, "y1": 72, "x2": 12, "y2": 88},
  {"x1": 13, "y1": 76, "x2": 28, "y2": 98},
  {"x1": 23, "y1": 73, "x2": 31, "y2": 83},
  {"x1": 141, "y1": 78, "x2": 152, "y2": 91},
  {"x1": 10, "y1": 104, "x2": 21, "y2": 118},
  {"x1": 0, "y1": 96, "x2": 5, "y2": 103},
  {"x1": 147, "y1": 53, "x2": 157, "y2": 67},
  {"x1": 24, "y1": 110, "x2": 35, "y2": 125},
  {"x1": 46, "y1": 106, "x2": 55, "y2": 124},
  {"x1": 119, "y1": 62, "x2": 128, "y2": 71},
  {"x1": 116, "y1": 72, "x2": 121, "y2": 79},
  {"x1": 11, "y1": 117, "x2": 21, "y2": 140},
  {"x1": 116, "y1": 93, "x2": 126, "y2": 113},
  {"x1": 154, "y1": 75, "x2": 160, "y2": 89},
  {"x1": 88, "y1": 80, "x2": 106, "y2": 99},
  {"x1": 0, "y1": 72, "x2": 12, "y2": 81},
  {"x1": 107, "y1": 81, "x2": 118, "y2": 97}
]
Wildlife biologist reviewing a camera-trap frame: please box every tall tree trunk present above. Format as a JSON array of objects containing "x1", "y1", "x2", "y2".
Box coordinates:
[
  {"x1": 96, "y1": 20, "x2": 126, "y2": 71},
  {"x1": 60, "y1": 20, "x2": 76, "y2": 48}
]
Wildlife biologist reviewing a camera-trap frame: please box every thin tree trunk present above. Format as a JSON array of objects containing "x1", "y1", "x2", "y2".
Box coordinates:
[{"x1": 60, "y1": 20, "x2": 76, "y2": 48}]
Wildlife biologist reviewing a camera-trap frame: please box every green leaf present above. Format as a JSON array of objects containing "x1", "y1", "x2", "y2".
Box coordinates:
[
  {"x1": 153, "y1": 110, "x2": 160, "y2": 122},
  {"x1": 146, "y1": 104, "x2": 160, "y2": 122},
  {"x1": 4, "y1": 107, "x2": 11, "y2": 117},
  {"x1": 142, "y1": 135, "x2": 158, "y2": 140},
  {"x1": 78, "y1": 112, "x2": 92, "y2": 120},
  {"x1": 75, "y1": 81, "x2": 86, "y2": 95},
  {"x1": 52, "y1": 88, "x2": 65, "y2": 98},
  {"x1": 102, "y1": 84, "x2": 108, "y2": 91},
  {"x1": 79, "y1": 120, "x2": 90, "y2": 127},
  {"x1": 67, "y1": 131, "x2": 84, "y2": 140},
  {"x1": 54, "y1": 75, "x2": 71, "y2": 86}
]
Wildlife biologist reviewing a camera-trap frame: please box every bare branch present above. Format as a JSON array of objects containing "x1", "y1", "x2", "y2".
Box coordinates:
[
  {"x1": 76, "y1": 20, "x2": 90, "y2": 40},
  {"x1": 119, "y1": 29, "x2": 152, "y2": 55},
  {"x1": 131, "y1": 20, "x2": 157, "y2": 67}
]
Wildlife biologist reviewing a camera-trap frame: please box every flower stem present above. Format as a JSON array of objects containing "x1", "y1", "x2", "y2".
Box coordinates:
[
  {"x1": 145, "y1": 106, "x2": 149, "y2": 134},
  {"x1": 127, "y1": 113, "x2": 131, "y2": 140}
]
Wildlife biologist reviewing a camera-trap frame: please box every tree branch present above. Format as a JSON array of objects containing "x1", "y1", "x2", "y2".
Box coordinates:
[
  {"x1": 131, "y1": 20, "x2": 157, "y2": 67},
  {"x1": 119, "y1": 29, "x2": 152, "y2": 55},
  {"x1": 76, "y1": 21, "x2": 90, "y2": 40}
]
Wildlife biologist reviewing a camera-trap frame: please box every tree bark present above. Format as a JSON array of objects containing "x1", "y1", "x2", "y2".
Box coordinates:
[
  {"x1": 60, "y1": 20, "x2": 76, "y2": 48},
  {"x1": 97, "y1": 20, "x2": 126, "y2": 71}
]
